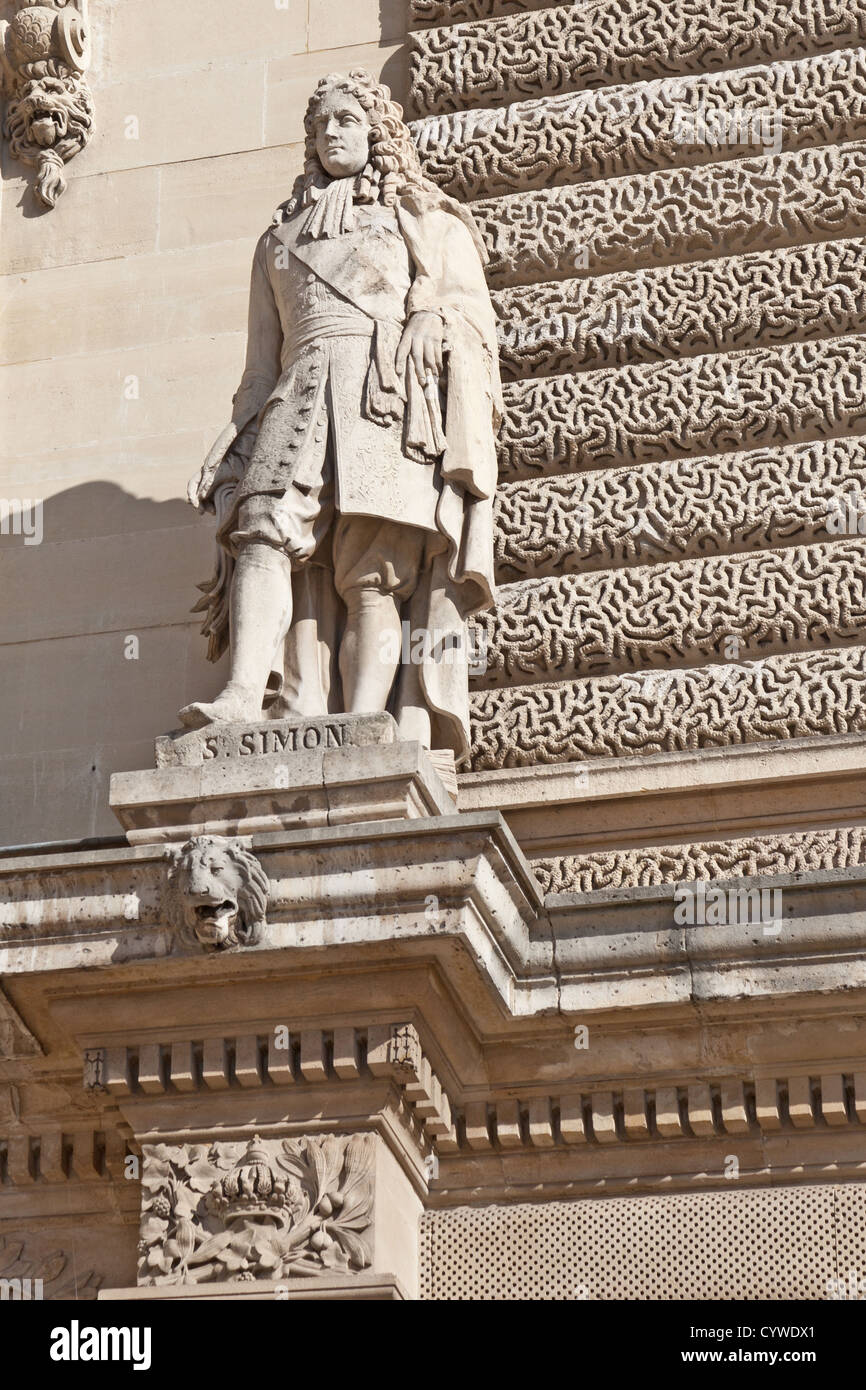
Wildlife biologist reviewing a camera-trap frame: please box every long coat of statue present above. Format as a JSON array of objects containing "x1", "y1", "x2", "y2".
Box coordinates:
[{"x1": 193, "y1": 135, "x2": 502, "y2": 763}]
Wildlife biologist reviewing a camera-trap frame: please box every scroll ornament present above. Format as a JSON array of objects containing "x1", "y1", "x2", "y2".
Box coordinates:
[{"x1": 0, "y1": 0, "x2": 93, "y2": 207}]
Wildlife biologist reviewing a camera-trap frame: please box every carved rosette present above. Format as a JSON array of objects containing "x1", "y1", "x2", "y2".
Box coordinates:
[
  {"x1": 0, "y1": 0, "x2": 93, "y2": 207},
  {"x1": 138, "y1": 1135, "x2": 375, "y2": 1285},
  {"x1": 162, "y1": 835, "x2": 270, "y2": 953}
]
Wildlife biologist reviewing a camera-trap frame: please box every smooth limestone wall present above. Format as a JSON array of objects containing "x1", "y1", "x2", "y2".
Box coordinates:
[{"x1": 0, "y1": 0, "x2": 406, "y2": 846}]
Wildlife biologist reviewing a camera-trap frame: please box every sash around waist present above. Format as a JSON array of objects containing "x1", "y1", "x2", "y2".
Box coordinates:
[{"x1": 282, "y1": 311, "x2": 383, "y2": 363}]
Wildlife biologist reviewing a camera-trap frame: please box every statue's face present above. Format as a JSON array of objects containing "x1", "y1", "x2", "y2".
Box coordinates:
[{"x1": 313, "y1": 90, "x2": 371, "y2": 179}]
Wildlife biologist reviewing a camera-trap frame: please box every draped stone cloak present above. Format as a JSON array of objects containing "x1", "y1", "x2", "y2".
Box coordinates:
[{"x1": 195, "y1": 181, "x2": 502, "y2": 763}]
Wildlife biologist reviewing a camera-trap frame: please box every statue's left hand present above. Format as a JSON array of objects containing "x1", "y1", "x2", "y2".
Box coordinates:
[{"x1": 396, "y1": 311, "x2": 444, "y2": 387}]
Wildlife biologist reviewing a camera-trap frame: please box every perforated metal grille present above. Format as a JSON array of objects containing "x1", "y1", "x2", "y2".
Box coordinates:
[
  {"x1": 421, "y1": 1185, "x2": 866, "y2": 1300},
  {"x1": 834, "y1": 1185, "x2": 866, "y2": 1297}
]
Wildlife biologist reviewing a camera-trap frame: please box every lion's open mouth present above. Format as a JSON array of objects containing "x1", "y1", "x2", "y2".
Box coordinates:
[
  {"x1": 193, "y1": 901, "x2": 236, "y2": 944},
  {"x1": 30, "y1": 110, "x2": 66, "y2": 146},
  {"x1": 195, "y1": 900, "x2": 234, "y2": 921}
]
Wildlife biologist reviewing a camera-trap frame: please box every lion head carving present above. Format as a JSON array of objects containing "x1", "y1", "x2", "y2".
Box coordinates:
[
  {"x1": 4, "y1": 73, "x2": 94, "y2": 206},
  {"x1": 163, "y1": 836, "x2": 269, "y2": 952},
  {"x1": 1, "y1": 1, "x2": 94, "y2": 208}
]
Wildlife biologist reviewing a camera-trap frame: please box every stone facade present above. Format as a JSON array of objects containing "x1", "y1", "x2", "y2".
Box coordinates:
[{"x1": 3, "y1": 0, "x2": 866, "y2": 1303}]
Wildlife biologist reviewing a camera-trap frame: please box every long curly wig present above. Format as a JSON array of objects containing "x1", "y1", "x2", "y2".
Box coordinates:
[{"x1": 281, "y1": 69, "x2": 436, "y2": 217}]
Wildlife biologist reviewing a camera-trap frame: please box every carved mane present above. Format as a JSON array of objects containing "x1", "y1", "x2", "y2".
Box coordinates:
[{"x1": 163, "y1": 836, "x2": 269, "y2": 950}]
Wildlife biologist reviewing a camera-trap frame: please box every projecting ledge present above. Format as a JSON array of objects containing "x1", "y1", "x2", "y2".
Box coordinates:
[
  {"x1": 460, "y1": 732, "x2": 866, "y2": 861},
  {"x1": 0, "y1": 810, "x2": 554, "y2": 1027},
  {"x1": 548, "y1": 864, "x2": 866, "y2": 1014},
  {"x1": 99, "y1": 1273, "x2": 408, "y2": 1300},
  {"x1": 4, "y1": 815, "x2": 866, "y2": 1027}
]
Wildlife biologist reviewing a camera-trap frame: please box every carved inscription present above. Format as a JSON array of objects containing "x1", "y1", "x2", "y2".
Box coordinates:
[
  {"x1": 200, "y1": 722, "x2": 349, "y2": 760},
  {"x1": 154, "y1": 714, "x2": 395, "y2": 770}
]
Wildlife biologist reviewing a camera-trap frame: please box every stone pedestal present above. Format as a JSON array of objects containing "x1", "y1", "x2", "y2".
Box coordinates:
[
  {"x1": 3, "y1": 718, "x2": 533, "y2": 1300},
  {"x1": 79, "y1": 1019, "x2": 448, "y2": 1302},
  {"x1": 109, "y1": 714, "x2": 456, "y2": 843}
]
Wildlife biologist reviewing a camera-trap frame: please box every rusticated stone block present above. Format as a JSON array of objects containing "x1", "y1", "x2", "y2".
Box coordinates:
[
  {"x1": 410, "y1": 0, "x2": 550, "y2": 24},
  {"x1": 412, "y1": 51, "x2": 866, "y2": 199},
  {"x1": 497, "y1": 336, "x2": 866, "y2": 481},
  {"x1": 492, "y1": 240, "x2": 866, "y2": 382},
  {"x1": 494, "y1": 438, "x2": 866, "y2": 583},
  {"x1": 410, "y1": 0, "x2": 866, "y2": 115},
  {"x1": 475, "y1": 145, "x2": 866, "y2": 289},
  {"x1": 469, "y1": 646, "x2": 866, "y2": 769},
  {"x1": 532, "y1": 826, "x2": 866, "y2": 895},
  {"x1": 477, "y1": 539, "x2": 866, "y2": 688}
]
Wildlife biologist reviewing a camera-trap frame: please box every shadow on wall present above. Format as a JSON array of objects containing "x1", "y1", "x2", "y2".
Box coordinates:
[
  {"x1": 305, "y1": 38, "x2": 409, "y2": 109},
  {"x1": 0, "y1": 481, "x2": 227, "y2": 847},
  {"x1": 380, "y1": 28, "x2": 409, "y2": 96},
  {"x1": 0, "y1": 140, "x2": 49, "y2": 220},
  {"x1": 13, "y1": 478, "x2": 198, "y2": 542}
]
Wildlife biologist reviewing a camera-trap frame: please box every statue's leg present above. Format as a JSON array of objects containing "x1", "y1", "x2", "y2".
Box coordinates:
[
  {"x1": 334, "y1": 515, "x2": 430, "y2": 719},
  {"x1": 269, "y1": 562, "x2": 340, "y2": 719},
  {"x1": 394, "y1": 652, "x2": 432, "y2": 746},
  {"x1": 179, "y1": 540, "x2": 293, "y2": 728},
  {"x1": 338, "y1": 587, "x2": 402, "y2": 714}
]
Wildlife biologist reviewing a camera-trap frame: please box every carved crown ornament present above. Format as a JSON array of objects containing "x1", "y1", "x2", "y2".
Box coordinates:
[
  {"x1": 0, "y1": 0, "x2": 93, "y2": 208},
  {"x1": 138, "y1": 1134, "x2": 375, "y2": 1285}
]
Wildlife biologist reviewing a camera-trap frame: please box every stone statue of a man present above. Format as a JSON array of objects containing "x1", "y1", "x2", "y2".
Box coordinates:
[{"x1": 181, "y1": 70, "x2": 501, "y2": 765}]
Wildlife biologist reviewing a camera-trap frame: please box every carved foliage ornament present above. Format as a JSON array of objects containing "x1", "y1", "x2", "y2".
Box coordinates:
[
  {"x1": 0, "y1": 1234, "x2": 102, "y2": 1300},
  {"x1": 0, "y1": 0, "x2": 93, "y2": 207},
  {"x1": 138, "y1": 1135, "x2": 375, "y2": 1285},
  {"x1": 162, "y1": 835, "x2": 269, "y2": 952}
]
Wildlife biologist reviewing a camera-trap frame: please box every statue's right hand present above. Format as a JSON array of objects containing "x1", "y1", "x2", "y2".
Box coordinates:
[
  {"x1": 189, "y1": 422, "x2": 245, "y2": 511},
  {"x1": 187, "y1": 463, "x2": 214, "y2": 511}
]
